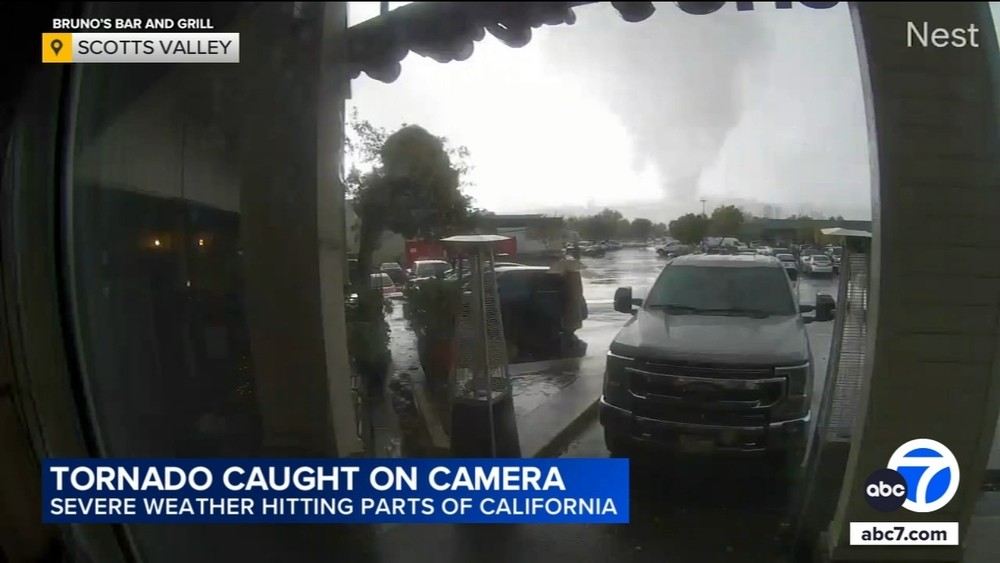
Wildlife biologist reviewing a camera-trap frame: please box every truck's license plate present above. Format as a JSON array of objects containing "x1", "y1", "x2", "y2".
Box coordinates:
[{"x1": 678, "y1": 434, "x2": 715, "y2": 453}]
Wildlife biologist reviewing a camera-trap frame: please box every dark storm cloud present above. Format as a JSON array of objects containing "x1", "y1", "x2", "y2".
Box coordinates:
[{"x1": 538, "y1": 2, "x2": 773, "y2": 201}]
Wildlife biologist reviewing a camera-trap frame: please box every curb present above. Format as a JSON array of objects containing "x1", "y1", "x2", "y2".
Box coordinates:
[
  {"x1": 410, "y1": 365, "x2": 604, "y2": 459},
  {"x1": 531, "y1": 398, "x2": 601, "y2": 458}
]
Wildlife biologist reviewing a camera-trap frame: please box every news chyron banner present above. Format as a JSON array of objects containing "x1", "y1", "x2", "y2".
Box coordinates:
[
  {"x1": 43, "y1": 18, "x2": 237, "y2": 64},
  {"x1": 43, "y1": 459, "x2": 629, "y2": 524}
]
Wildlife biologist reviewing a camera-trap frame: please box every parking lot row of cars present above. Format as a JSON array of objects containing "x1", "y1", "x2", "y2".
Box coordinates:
[{"x1": 654, "y1": 241, "x2": 841, "y2": 282}]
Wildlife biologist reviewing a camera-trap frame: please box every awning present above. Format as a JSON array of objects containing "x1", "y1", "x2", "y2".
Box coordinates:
[
  {"x1": 346, "y1": 2, "x2": 655, "y2": 83},
  {"x1": 820, "y1": 228, "x2": 872, "y2": 238}
]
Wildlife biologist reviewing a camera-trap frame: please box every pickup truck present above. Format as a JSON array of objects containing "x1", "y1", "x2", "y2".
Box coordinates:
[{"x1": 600, "y1": 254, "x2": 835, "y2": 472}]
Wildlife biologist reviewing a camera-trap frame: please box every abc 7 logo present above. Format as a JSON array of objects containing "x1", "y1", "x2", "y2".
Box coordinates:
[{"x1": 864, "y1": 438, "x2": 961, "y2": 513}]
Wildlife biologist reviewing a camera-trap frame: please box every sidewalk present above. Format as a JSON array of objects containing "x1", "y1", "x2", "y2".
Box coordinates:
[
  {"x1": 509, "y1": 355, "x2": 605, "y2": 457},
  {"x1": 408, "y1": 344, "x2": 606, "y2": 458}
]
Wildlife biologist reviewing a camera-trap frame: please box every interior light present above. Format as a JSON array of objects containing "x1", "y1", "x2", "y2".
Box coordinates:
[
  {"x1": 153, "y1": 239, "x2": 161, "y2": 247},
  {"x1": 198, "y1": 238, "x2": 205, "y2": 247},
  {"x1": 186, "y1": 280, "x2": 192, "y2": 288}
]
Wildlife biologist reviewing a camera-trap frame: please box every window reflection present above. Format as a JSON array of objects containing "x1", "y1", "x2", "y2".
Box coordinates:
[{"x1": 69, "y1": 3, "x2": 255, "y2": 460}]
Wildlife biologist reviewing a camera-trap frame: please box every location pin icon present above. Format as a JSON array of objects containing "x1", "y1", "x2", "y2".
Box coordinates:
[{"x1": 51, "y1": 39, "x2": 63, "y2": 56}]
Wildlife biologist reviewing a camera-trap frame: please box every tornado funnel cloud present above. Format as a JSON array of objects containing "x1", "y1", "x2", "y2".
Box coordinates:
[{"x1": 541, "y1": 3, "x2": 772, "y2": 202}]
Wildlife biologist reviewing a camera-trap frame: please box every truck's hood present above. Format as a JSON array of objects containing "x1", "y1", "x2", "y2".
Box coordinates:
[{"x1": 609, "y1": 308, "x2": 810, "y2": 366}]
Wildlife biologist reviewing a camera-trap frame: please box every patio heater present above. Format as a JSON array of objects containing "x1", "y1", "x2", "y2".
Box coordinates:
[
  {"x1": 788, "y1": 228, "x2": 873, "y2": 559},
  {"x1": 440, "y1": 235, "x2": 521, "y2": 458}
]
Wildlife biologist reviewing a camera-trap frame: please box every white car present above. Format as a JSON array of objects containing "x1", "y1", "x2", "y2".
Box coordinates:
[
  {"x1": 806, "y1": 254, "x2": 834, "y2": 276},
  {"x1": 410, "y1": 259, "x2": 451, "y2": 280},
  {"x1": 371, "y1": 272, "x2": 403, "y2": 298}
]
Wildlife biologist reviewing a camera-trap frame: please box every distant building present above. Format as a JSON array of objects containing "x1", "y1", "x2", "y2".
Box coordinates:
[
  {"x1": 741, "y1": 218, "x2": 873, "y2": 243},
  {"x1": 345, "y1": 210, "x2": 571, "y2": 266},
  {"x1": 478, "y1": 214, "x2": 570, "y2": 263},
  {"x1": 762, "y1": 205, "x2": 775, "y2": 219}
]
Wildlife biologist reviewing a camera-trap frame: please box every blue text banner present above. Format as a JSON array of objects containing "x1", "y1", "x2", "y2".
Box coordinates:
[{"x1": 42, "y1": 458, "x2": 630, "y2": 524}]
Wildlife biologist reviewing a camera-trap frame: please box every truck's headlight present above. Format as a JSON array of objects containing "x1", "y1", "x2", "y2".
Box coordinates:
[
  {"x1": 774, "y1": 362, "x2": 811, "y2": 419},
  {"x1": 776, "y1": 362, "x2": 811, "y2": 396},
  {"x1": 603, "y1": 352, "x2": 633, "y2": 408}
]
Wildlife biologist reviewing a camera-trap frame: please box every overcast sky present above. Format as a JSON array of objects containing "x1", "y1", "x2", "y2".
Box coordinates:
[{"x1": 347, "y1": 2, "x2": 1000, "y2": 223}]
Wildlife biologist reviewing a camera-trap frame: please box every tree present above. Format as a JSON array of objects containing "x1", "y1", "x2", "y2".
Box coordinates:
[
  {"x1": 348, "y1": 116, "x2": 475, "y2": 283},
  {"x1": 346, "y1": 108, "x2": 474, "y2": 194},
  {"x1": 709, "y1": 205, "x2": 745, "y2": 237},
  {"x1": 577, "y1": 208, "x2": 623, "y2": 241},
  {"x1": 630, "y1": 218, "x2": 653, "y2": 241},
  {"x1": 616, "y1": 218, "x2": 631, "y2": 240},
  {"x1": 668, "y1": 213, "x2": 709, "y2": 244}
]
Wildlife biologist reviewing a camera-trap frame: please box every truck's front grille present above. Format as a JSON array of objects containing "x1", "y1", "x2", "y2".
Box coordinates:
[
  {"x1": 632, "y1": 402, "x2": 768, "y2": 426},
  {"x1": 626, "y1": 361, "x2": 787, "y2": 426}
]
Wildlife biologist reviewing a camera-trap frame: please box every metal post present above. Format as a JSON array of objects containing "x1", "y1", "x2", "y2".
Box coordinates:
[
  {"x1": 477, "y1": 247, "x2": 498, "y2": 458},
  {"x1": 443, "y1": 235, "x2": 519, "y2": 457}
]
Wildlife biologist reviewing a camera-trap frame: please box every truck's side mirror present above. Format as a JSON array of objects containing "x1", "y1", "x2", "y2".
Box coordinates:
[{"x1": 614, "y1": 287, "x2": 636, "y2": 314}]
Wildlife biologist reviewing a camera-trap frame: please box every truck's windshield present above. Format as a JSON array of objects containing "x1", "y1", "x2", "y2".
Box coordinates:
[{"x1": 645, "y1": 265, "x2": 798, "y2": 317}]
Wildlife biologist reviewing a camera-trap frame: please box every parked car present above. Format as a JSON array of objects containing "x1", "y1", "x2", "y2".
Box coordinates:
[
  {"x1": 600, "y1": 254, "x2": 834, "y2": 472},
  {"x1": 370, "y1": 272, "x2": 403, "y2": 299},
  {"x1": 408, "y1": 259, "x2": 451, "y2": 281},
  {"x1": 441, "y1": 261, "x2": 524, "y2": 283},
  {"x1": 826, "y1": 246, "x2": 843, "y2": 273},
  {"x1": 805, "y1": 254, "x2": 834, "y2": 276},
  {"x1": 656, "y1": 243, "x2": 691, "y2": 257},
  {"x1": 775, "y1": 253, "x2": 799, "y2": 281},
  {"x1": 380, "y1": 262, "x2": 407, "y2": 285}
]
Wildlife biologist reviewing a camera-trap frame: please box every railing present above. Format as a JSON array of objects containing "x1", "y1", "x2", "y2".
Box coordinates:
[
  {"x1": 819, "y1": 248, "x2": 870, "y2": 442},
  {"x1": 788, "y1": 235, "x2": 871, "y2": 558}
]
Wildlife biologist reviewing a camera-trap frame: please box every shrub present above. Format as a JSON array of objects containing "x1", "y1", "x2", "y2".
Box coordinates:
[{"x1": 403, "y1": 277, "x2": 460, "y2": 389}]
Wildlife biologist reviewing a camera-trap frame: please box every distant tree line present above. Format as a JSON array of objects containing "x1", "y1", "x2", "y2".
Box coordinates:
[
  {"x1": 668, "y1": 206, "x2": 850, "y2": 245},
  {"x1": 564, "y1": 208, "x2": 668, "y2": 242}
]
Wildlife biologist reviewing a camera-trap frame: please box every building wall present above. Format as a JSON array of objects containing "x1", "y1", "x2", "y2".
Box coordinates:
[
  {"x1": 344, "y1": 201, "x2": 407, "y2": 265},
  {"x1": 827, "y1": 4, "x2": 1000, "y2": 559},
  {"x1": 64, "y1": 3, "x2": 359, "y2": 472},
  {"x1": 75, "y1": 65, "x2": 240, "y2": 213}
]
